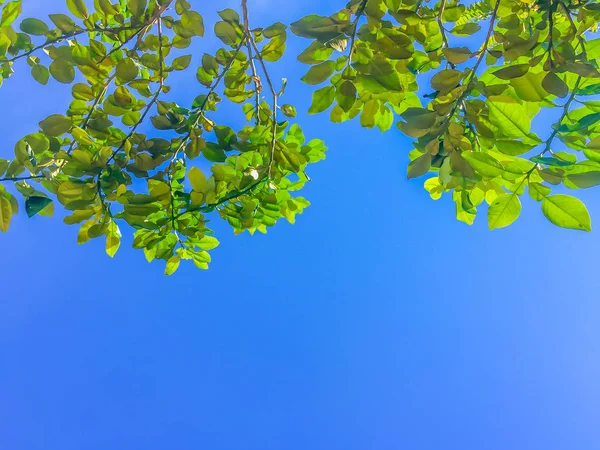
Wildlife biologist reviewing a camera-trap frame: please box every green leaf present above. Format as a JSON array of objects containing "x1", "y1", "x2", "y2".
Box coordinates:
[
  {"x1": 308, "y1": 85, "x2": 334, "y2": 114},
  {"x1": 442, "y1": 47, "x2": 473, "y2": 65},
  {"x1": 188, "y1": 166, "x2": 207, "y2": 192},
  {"x1": 495, "y1": 140, "x2": 536, "y2": 156},
  {"x1": 529, "y1": 182, "x2": 551, "y2": 201},
  {"x1": 25, "y1": 196, "x2": 52, "y2": 218},
  {"x1": 400, "y1": 108, "x2": 437, "y2": 129},
  {"x1": 567, "y1": 171, "x2": 600, "y2": 189},
  {"x1": 462, "y1": 152, "x2": 504, "y2": 178},
  {"x1": 542, "y1": 72, "x2": 568, "y2": 98},
  {"x1": 0, "y1": 195, "x2": 12, "y2": 232},
  {"x1": 20, "y1": 18, "x2": 49, "y2": 35},
  {"x1": 49, "y1": 13, "x2": 78, "y2": 33},
  {"x1": 530, "y1": 156, "x2": 573, "y2": 167},
  {"x1": 558, "y1": 112, "x2": 600, "y2": 133},
  {"x1": 488, "y1": 193, "x2": 521, "y2": 230},
  {"x1": 487, "y1": 96, "x2": 532, "y2": 138},
  {"x1": 39, "y1": 114, "x2": 71, "y2": 136},
  {"x1": 165, "y1": 255, "x2": 181, "y2": 276},
  {"x1": 31, "y1": 64, "x2": 49, "y2": 85},
  {"x1": 196, "y1": 236, "x2": 219, "y2": 251},
  {"x1": 262, "y1": 36, "x2": 286, "y2": 62},
  {"x1": 214, "y1": 21, "x2": 238, "y2": 46},
  {"x1": 450, "y1": 22, "x2": 480, "y2": 36},
  {"x1": 493, "y1": 64, "x2": 529, "y2": 80},
  {"x1": 181, "y1": 11, "x2": 204, "y2": 36},
  {"x1": 66, "y1": 0, "x2": 88, "y2": 19},
  {"x1": 106, "y1": 222, "x2": 121, "y2": 258},
  {"x1": 542, "y1": 195, "x2": 591, "y2": 231},
  {"x1": 0, "y1": 160, "x2": 8, "y2": 177},
  {"x1": 297, "y1": 41, "x2": 333, "y2": 64},
  {"x1": 301, "y1": 61, "x2": 335, "y2": 85},
  {"x1": 128, "y1": 0, "x2": 147, "y2": 18},
  {"x1": 218, "y1": 8, "x2": 239, "y2": 24},
  {"x1": 281, "y1": 104, "x2": 296, "y2": 118},
  {"x1": 424, "y1": 177, "x2": 443, "y2": 200},
  {"x1": 407, "y1": 153, "x2": 431, "y2": 179},
  {"x1": 116, "y1": 58, "x2": 139, "y2": 83},
  {"x1": 290, "y1": 15, "x2": 346, "y2": 42},
  {"x1": 510, "y1": 71, "x2": 548, "y2": 102},
  {"x1": 430, "y1": 69, "x2": 463, "y2": 92},
  {"x1": 1, "y1": 1, "x2": 22, "y2": 27},
  {"x1": 358, "y1": 72, "x2": 403, "y2": 93},
  {"x1": 50, "y1": 59, "x2": 75, "y2": 84},
  {"x1": 172, "y1": 54, "x2": 192, "y2": 70}
]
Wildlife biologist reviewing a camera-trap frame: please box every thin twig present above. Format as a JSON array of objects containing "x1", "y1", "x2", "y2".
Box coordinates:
[
  {"x1": 99, "y1": 28, "x2": 146, "y2": 64},
  {"x1": 242, "y1": 0, "x2": 279, "y2": 179},
  {"x1": 0, "y1": 174, "x2": 44, "y2": 182},
  {"x1": 540, "y1": 79, "x2": 580, "y2": 156},
  {"x1": 7, "y1": 25, "x2": 138, "y2": 63},
  {"x1": 442, "y1": 0, "x2": 501, "y2": 127},
  {"x1": 248, "y1": 37, "x2": 278, "y2": 180},
  {"x1": 241, "y1": 0, "x2": 262, "y2": 125},
  {"x1": 106, "y1": 9, "x2": 167, "y2": 165},
  {"x1": 539, "y1": 3, "x2": 584, "y2": 156},
  {"x1": 560, "y1": 1, "x2": 587, "y2": 60},
  {"x1": 170, "y1": 39, "x2": 246, "y2": 161},
  {"x1": 175, "y1": 177, "x2": 268, "y2": 219},
  {"x1": 344, "y1": 0, "x2": 369, "y2": 70},
  {"x1": 437, "y1": 0, "x2": 451, "y2": 62},
  {"x1": 66, "y1": 74, "x2": 116, "y2": 156},
  {"x1": 547, "y1": 0, "x2": 555, "y2": 68}
]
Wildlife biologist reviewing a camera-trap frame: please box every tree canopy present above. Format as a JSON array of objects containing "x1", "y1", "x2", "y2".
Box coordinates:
[{"x1": 0, "y1": 0, "x2": 599, "y2": 274}]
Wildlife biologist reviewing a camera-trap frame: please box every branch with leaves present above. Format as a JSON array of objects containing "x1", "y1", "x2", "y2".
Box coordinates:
[{"x1": 1, "y1": 0, "x2": 600, "y2": 273}]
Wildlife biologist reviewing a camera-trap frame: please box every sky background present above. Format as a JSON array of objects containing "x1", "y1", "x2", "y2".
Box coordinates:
[{"x1": 2, "y1": 1, "x2": 600, "y2": 449}]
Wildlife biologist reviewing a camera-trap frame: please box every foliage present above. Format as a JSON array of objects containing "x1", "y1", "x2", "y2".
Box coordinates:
[{"x1": 0, "y1": 0, "x2": 599, "y2": 274}]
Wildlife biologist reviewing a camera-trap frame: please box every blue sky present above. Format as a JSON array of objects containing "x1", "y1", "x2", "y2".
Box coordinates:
[{"x1": 2, "y1": 1, "x2": 600, "y2": 449}]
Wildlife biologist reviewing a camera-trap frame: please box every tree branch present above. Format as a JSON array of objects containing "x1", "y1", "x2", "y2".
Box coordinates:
[
  {"x1": 247, "y1": 41, "x2": 278, "y2": 181},
  {"x1": 67, "y1": 73, "x2": 116, "y2": 156},
  {"x1": 0, "y1": 174, "x2": 44, "y2": 182},
  {"x1": 170, "y1": 39, "x2": 247, "y2": 161},
  {"x1": 346, "y1": 0, "x2": 369, "y2": 66},
  {"x1": 442, "y1": 0, "x2": 501, "y2": 127},
  {"x1": 242, "y1": 2, "x2": 262, "y2": 126},
  {"x1": 6, "y1": 25, "x2": 139, "y2": 63}
]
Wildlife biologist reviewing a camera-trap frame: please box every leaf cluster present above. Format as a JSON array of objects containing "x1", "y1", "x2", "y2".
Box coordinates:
[{"x1": 1, "y1": 0, "x2": 599, "y2": 274}]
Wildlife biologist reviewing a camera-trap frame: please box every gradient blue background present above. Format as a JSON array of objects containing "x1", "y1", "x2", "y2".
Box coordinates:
[{"x1": 2, "y1": 1, "x2": 600, "y2": 449}]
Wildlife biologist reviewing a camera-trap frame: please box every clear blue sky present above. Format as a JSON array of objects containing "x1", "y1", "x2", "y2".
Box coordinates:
[{"x1": 2, "y1": 1, "x2": 600, "y2": 449}]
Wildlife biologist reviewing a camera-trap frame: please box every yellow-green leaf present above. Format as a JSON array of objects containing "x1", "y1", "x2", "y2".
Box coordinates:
[
  {"x1": 308, "y1": 85, "x2": 334, "y2": 114},
  {"x1": 66, "y1": 0, "x2": 88, "y2": 19},
  {"x1": 20, "y1": 18, "x2": 49, "y2": 35},
  {"x1": 188, "y1": 166, "x2": 207, "y2": 193},
  {"x1": 542, "y1": 195, "x2": 591, "y2": 231},
  {"x1": 488, "y1": 193, "x2": 521, "y2": 230},
  {"x1": 39, "y1": 114, "x2": 71, "y2": 136},
  {"x1": 1, "y1": 1, "x2": 22, "y2": 27},
  {"x1": 50, "y1": 59, "x2": 75, "y2": 84},
  {"x1": 0, "y1": 195, "x2": 12, "y2": 232},
  {"x1": 165, "y1": 255, "x2": 181, "y2": 276},
  {"x1": 462, "y1": 151, "x2": 504, "y2": 178},
  {"x1": 301, "y1": 61, "x2": 335, "y2": 85},
  {"x1": 106, "y1": 222, "x2": 121, "y2": 258},
  {"x1": 128, "y1": 0, "x2": 147, "y2": 18}
]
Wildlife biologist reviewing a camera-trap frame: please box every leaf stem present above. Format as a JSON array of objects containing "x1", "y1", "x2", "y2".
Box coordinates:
[
  {"x1": 242, "y1": 0, "x2": 262, "y2": 125},
  {"x1": 540, "y1": 77, "x2": 581, "y2": 156},
  {"x1": 346, "y1": 0, "x2": 369, "y2": 65}
]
